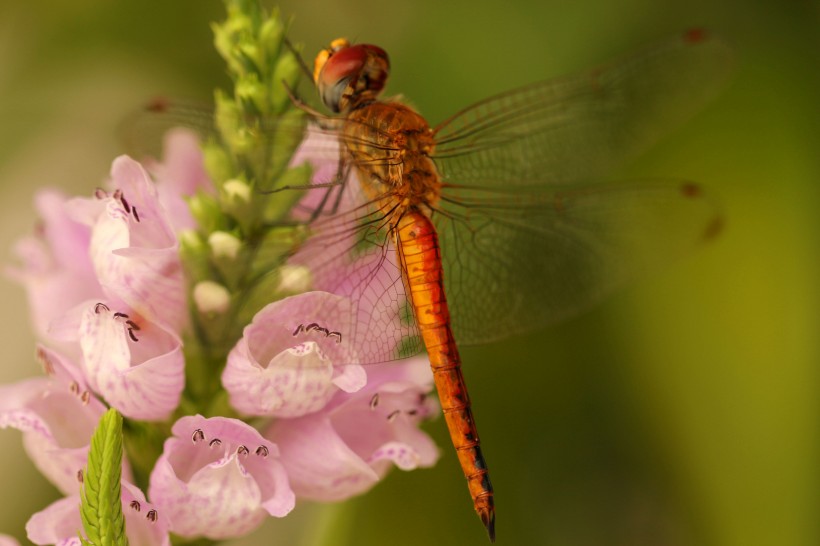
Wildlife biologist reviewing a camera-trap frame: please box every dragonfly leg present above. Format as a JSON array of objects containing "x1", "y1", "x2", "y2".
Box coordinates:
[
  {"x1": 280, "y1": 80, "x2": 337, "y2": 129},
  {"x1": 284, "y1": 37, "x2": 315, "y2": 84},
  {"x1": 322, "y1": 161, "x2": 353, "y2": 217},
  {"x1": 258, "y1": 155, "x2": 348, "y2": 203}
]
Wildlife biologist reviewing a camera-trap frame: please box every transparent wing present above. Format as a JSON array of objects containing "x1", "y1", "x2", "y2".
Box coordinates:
[
  {"x1": 121, "y1": 30, "x2": 731, "y2": 363},
  {"x1": 287, "y1": 175, "x2": 721, "y2": 361},
  {"x1": 432, "y1": 29, "x2": 733, "y2": 187},
  {"x1": 119, "y1": 98, "x2": 216, "y2": 160},
  {"x1": 433, "y1": 180, "x2": 722, "y2": 345},
  {"x1": 285, "y1": 177, "x2": 423, "y2": 365},
  {"x1": 119, "y1": 99, "x2": 404, "y2": 171}
]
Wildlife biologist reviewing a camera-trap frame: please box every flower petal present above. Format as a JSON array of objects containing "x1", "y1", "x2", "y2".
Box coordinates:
[
  {"x1": 147, "y1": 128, "x2": 215, "y2": 233},
  {"x1": 149, "y1": 415, "x2": 294, "y2": 539},
  {"x1": 120, "y1": 482, "x2": 172, "y2": 546},
  {"x1": 289, "y1": 127, "x2": 356, "y2": 222},
  {"x1": 90, "y1": 156, "x2": 185, "y2": 331},
  {"x1": 6, "y1": 189, "x2": 101, "y2": 342},
  {"x1": 79, "y1": 302, "x2": 183, "y2": 420},
  {"x1": 26, "y1": 495, "x2": 80, "y2": 545},
  {"x1": 26, "y1": 482, "x2": 170, "y2": 546},
  {"x1": 0, "y1": 347, "x2": 106, "y2": 495},
  {"x1": 266, "y1": 413, "x2": 379, "y2": 501},
  {"x1": 267, "y1": 356, "x2": 439, "y2": 501},
  {"x1": 0, "y1": 534, "x2": 20, "y2": 546},
  {"x1": 223, "y1": 292, "x2": 364, "y2": 418},
  {"x1": 332, "y1": 362, "x2": 367, "y2": 393}
]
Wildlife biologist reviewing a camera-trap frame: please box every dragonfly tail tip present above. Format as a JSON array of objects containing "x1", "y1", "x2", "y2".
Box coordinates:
[{"x1": 478, "y1": 506, "x2": 495, "y2": 542}]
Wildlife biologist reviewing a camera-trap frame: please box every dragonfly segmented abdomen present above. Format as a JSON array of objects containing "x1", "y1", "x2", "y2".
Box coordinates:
[{"x1": 396, "y1": 208, "x2": 495, "y2": 539}]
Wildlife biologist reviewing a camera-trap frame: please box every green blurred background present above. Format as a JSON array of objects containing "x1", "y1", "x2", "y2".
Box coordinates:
[{"x1": 0, "y1": 1, "x2": 816, "y2": 545}]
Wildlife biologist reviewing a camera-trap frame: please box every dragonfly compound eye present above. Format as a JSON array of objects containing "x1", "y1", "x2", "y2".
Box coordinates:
[{"x1": 314, "y1": 39, "x2": 390, "y2": 113}]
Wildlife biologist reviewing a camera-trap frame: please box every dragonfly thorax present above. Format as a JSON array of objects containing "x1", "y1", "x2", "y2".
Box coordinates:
[{"x1": 343, "y1": 101, "x2": 441, "y2": 211}]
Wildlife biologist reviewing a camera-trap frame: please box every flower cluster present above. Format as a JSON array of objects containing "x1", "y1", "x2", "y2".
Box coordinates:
[{"x1": 1, "y1": 2, "x2": 438, "y2": 544}]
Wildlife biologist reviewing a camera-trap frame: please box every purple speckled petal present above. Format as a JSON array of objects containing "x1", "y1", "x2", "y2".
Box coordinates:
[
  {"x1": 225, "y1": 340, "x2": 336, "y2": 417},
  {"x1": 223, "y1": 292, "x2": 365, "y2": 418},
  {"x1": 79, "y1": 302, "x2": 183, "y2": 420},
  {"x1": 89, "y1": 156, "x2": 185, "y2": 331},
  {"x1": 26, "y1": 482, "x2": 169, "y2": 546},
  {"x1": 266, "y1": 356, "x2": 439, "y2": 502},
  {"x1": 0, "y1": 347, "x2": 106, "y2": 494},
  {"x1": 149, "y1": 415, "x2": 294, "y2": 539},
  {"x1": 368, "y1": 440, "x2": 426, "y2": 470}
]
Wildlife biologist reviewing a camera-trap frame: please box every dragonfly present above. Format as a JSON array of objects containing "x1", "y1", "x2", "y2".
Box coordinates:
[{"x1": 133, "y1": 29, "x2": 731, "y2": 542}]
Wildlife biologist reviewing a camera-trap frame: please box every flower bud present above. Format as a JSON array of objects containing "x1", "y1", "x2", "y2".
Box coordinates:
[
  {"x1": 276, "y1": 264, "x2": 312, "y2": 295},
  {"x1": 179, "y1": 229, "x2": 212, "y2": 283},
  {"x1": 259, "y1": 15, "x2": 284, "y2": 65},
  {"x1": 209, "y1": 231, "x2": 242, "y2": 260},
  {"x1": 222, "y1": 178, "x2": 252, "y2": 203},
  {"x1": 271, "y1": 50, "x2": 302, "y2": 113},
  {"x1": 236, "y1": 73, "x2": 268, "y2": 115},
  {"x1": 187, "y1": 192, "x2": 224, "y2": 234},
  {"x1": 212, "y1": 9, "x2": 256, "y2": 77},
  {"x1": 193, "y1": 281, "x2": 231, "y2": 315},
  {"x1": 202, "y1": 140, "x2": 233, "y2": 185}
]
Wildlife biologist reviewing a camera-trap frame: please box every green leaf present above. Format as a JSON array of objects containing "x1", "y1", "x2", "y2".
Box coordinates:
[{"x1": 79, "y1": 408, "x2": 128, "y2": 546}]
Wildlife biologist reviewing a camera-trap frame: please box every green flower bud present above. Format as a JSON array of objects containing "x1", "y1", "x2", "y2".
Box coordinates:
[
  {"x1": 202, "y1": 140, "x2": 234, "y2": 184},
  {"x1": 266, "y1": 108, "x2": 307, "y2": 182},
  {"x1": 237, "y1": 42, "x2": 263, "y2": 76},
  {"x1": 179, "y1": 229, "x2": 213, "y2": 285},
  {"x1": 190, "y1": 277, "x2": 237, "y2": 351},
  {"x1": 236, "y1": 73, "x2": 268, "y2": 115},
  {"x1": 222, "y1": 178, "x2": 252, "y2": 203},
  {"x1": 253, "y1": 224, "x2": 304, "y2": 274},
  {"x1": 218, "y1": 177, "x2": 256, "y2": 234},
  {"x1": 259, "y1": 15, "x2": 284, "y2": 71},
  {"x1": 187, "y1": 192, "x2": 226, "y2": 234},
  {"x1": 208, "y1": 229, "x2": 246, "y2": 289},
  {"x1": 211, "y1": 15, "x2": 254, "y2": 77},
  {"x1": 270, "y1": 50, "x2": 302, "y2": 113},
  {"x1": 214, "y1": 89, "x2": 242, "y2": 152}
]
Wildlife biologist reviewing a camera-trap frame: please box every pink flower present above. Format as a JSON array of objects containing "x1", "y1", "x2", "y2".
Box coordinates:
[
  {"x1": 222, "y1": 291, "x2": 366, "y2": 417},
  {"x1": 77, "y1": 300, "x2": 184, "y2": 421},
  {"x1": 38, "y1": 296, "x2": 185, "y2": 421},
  {"x1": 0, "y1": 346, "x2": 108, "y2": 495},
  {"x1": 6, "y1": 189, "x2": 100, "y2": 344},
  {"x1": 76, "y1": 156, "x2": 186, "y2": 332},
  {"x1": 0, "y1": 534, "x2": 20, "y2": 546},
  {"x1": 7, "y1": 151, "x2": 190, "y2": 421},
  {"x1": 146, "y1": 127, "x2": 215, "y2": 233},
  {"x1": 26, "y1": 481, "x2": 170, "y2": 546},
  {"x1": 266, "y1": 356, "x2": 439, "y2": 501},
  {"x1": 148, "y1": 415, "x2": 295, "y2": 539}
]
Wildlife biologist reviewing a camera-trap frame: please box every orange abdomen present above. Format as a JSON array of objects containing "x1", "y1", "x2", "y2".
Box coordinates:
[{"x1": 396, "y1": 209, "x2": 495, "y2": 541}]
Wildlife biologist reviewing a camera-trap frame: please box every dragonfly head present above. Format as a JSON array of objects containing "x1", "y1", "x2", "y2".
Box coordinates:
[{"x1": 314, "y1": 38, "x2": 390, "y2": 114}]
